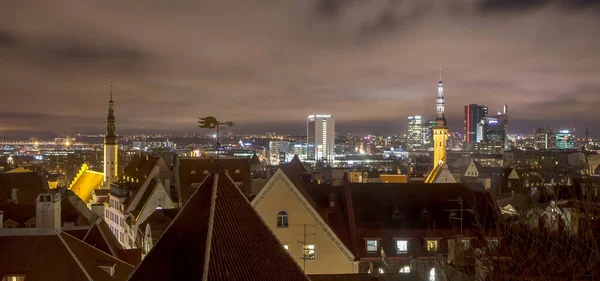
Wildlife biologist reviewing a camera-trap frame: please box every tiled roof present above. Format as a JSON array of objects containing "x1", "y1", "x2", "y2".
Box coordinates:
[
  {"x1": 0, "y1": 171, "x2": 47, "y2": 204},
  {"x1": 0, "y1": 203, "x2": 35, "y2": 226},
  {"x1": 279, "y1": 155, "x2": 319, "y2": 209},
  {"x1": 129, "y1": 172, "x2": 310, "y2": 281},
  {"x1": 137, "y1": 208, "x2": 178, "y2": 244},
  {"x1": 122, "y1": 155, "x2": 160, "y2": 190},
  {"x1": 349, "y1": 182, "x2": 497, "y2": 230},
  {"x1": 69, "y1": 170, "x2": 104, "y2": 203},
  {"x1": 0, "y1": 228, "x2": 134, "y2": 281},
  {"x1": 177, "y1": 157, "x2": 252, "y2": 203},
  {"x1": 129, "y1": 179, "x2": 158, "y2": 219}
]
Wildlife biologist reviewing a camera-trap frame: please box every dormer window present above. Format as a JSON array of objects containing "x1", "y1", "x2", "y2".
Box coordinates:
[
  {"x1": 190, "y1": 170, "x2": 196, "y2": 175},
  {"x1": 235, "y1": 169, "x2": 241, "y2": 174},
  {"x1": 396, "y1": 240, "x2": 408, "y2": 254},
  {"x1": 365, "y1": 239, "x2": 379, "y2": 253},
  {"x1": 203, "y1": 170, "x2": 209, "y2": 175},
  {"x1": 426, "y1": 239, "x2": 439, "y2": 252}
]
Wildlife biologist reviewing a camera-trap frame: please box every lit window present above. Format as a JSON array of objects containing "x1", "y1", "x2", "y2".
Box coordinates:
[
  {"x1": 277, "y1": 211, "x2": 288, "y2": 228},
  {"x1": 366, "y1": 240, "x2": 378, "y2": 252},
  {"x1": 284, "y1": 245, "x2": 289, "y2": 251},
  {"x1": 427, "y1": 240, "x2": 439, "y2": 252},
  {"x1": 396, "y1": 240, "x2": 408, "y2": 253},
  {"x1": 399, "y1": 266, "x2": 410, "y2": 273},
  {"x1": 368, "y1": 268, "x2": 384, "y2": 274},
  {"x1": 303, "y1": 244, "x2": 316, "y2": 260},
  {"x1": 2, "y1": 275, "x2": 26, "y2": 281},
  {"x1": 429, "y1": 268, "x2": 436, "y2": 281}
]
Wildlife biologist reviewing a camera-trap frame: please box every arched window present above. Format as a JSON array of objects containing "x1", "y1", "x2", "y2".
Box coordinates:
[
  {"x1": 429, "y1": 268, "x2": 436, "y2": 281},
  {"x1": 277, "y1": 211, "x2": 288, "y2": 228}
]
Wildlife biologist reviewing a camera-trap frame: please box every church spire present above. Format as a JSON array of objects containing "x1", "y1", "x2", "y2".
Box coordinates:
[
  {"x1": 439, "y1": 64, "x2": 442, "y2": 82},
  {"x1": 436, "y1": 64, "x2": 446, "y2": 126},
  {"x1": 105, "y1": 83, "x2": 117, "y2": 145}
]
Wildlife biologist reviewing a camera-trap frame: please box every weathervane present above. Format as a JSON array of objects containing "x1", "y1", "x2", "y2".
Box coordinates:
[{"x1": 198, "y1": 116, "x2": 235, "y2": 159}]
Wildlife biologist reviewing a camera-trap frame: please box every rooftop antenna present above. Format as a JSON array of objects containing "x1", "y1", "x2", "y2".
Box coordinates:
[
  {"x1": 109, "y1": 82, "x2": 113, "y2": 101},
  {"x1": 439, "y1": 64, "x2": 443, "y2": 82}
]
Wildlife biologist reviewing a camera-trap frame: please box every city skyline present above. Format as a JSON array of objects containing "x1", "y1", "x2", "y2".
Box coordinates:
[{"x1": 1, "y1": 1, "x2": 600, "y2": 137}]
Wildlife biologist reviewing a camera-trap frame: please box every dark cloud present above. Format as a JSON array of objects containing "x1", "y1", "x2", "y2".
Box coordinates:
[
  {"x1": 478, "y1": 0, "x2": 600, "y2": 13},
  {"x1": 0, "y1": 0, "x2": 599, "y2": 138},
  {"x1": 0, "y1": 30, "x2": 18, "y2": 47}
]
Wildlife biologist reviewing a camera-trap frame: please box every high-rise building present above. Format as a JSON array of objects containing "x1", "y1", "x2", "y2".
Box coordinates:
[
  {"x1": 556, "y1": 130, "x2": 575, "y2": 149},
  {"x1": 534, "y1": 127, "x2": 556, "y2": 149},
  {"x1": 433, "y1": 66, "x2": 448, "y2": 167},
  {"x1": 464, "y1": 104, "x2": 488, "y2": 148},
  {"x1": 307, "y1": 114, "x2": 335, "y2": 164},
  {"x1": 268, "y1": 141, "x2": 290, "y2": 165},
  {"x1": 104, "y1": 86, "x2": 118, "y2": 186},
  {"x1": 407, "y1": 116, "x2": 423, "y2": 149}
]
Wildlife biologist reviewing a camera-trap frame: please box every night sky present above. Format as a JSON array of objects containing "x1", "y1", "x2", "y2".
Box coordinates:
[{"x1": 1, "y1": 0, "x2": 599, "y2": 137}]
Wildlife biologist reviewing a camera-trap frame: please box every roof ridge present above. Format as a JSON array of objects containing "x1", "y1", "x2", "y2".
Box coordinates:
[
  {"x1": 58, "y1": 232, "x2": 94, "y2": 281},
  {"x1": 201, "y1": 173, "x2": 219, "y2": 281},
  {"x1": 62, "y1": 230, "x2": 136, "y2": 268}
]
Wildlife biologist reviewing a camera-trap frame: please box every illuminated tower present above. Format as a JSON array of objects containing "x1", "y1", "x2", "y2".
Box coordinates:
[
  {"x1": 104, "y1": 84, "x2": 118, "y2": 186},
  {"x1": 433, "y1": 65, "x2": 448, "y2": 167}
]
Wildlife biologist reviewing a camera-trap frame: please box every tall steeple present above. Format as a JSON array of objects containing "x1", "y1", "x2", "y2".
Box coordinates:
[
  {"x1": 433, "y1": 65, "x2": 448, "y2": 168},
  {"x1": 104, "y1": 83, "x2": 118, "y2": 186},
  {"x1": 436, "y1": 64, "x2": 446, "y2": 126}
]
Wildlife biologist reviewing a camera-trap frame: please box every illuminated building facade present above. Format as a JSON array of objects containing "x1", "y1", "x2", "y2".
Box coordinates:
[
  {"x1": 407, "y1": 116, "x2": 423, "y2": 149},
  {"x1": 268, "y1": 141, "x2": 290, "y2": 165},
  {"x1": 464, "y1": 104, "x2": 488, "y2": 149},
  {"x1": 104, "y1": 88, "x2": 118, "y2": 186},
  {"x1": 534, "y1": 127, "x2": 556, "y2": 149},
  {"x1": 307, "y1": 114, "x2": 335, "y2": 164},
  {"x1": 556, "y1": 130, "x2": 575, "y2": 149}
]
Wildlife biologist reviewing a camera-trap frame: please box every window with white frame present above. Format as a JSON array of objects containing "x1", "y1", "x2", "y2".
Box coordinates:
[
  {"x1": 366, "y1": 240, "x2": 378, "y2": 252},
  {"x1": 283, "y1": 245, "x2": 289, "y2": 251},
  {"x1": 396, "y1": 240, "x2": 408, "y2": 254},
  {"x1": 461, "y1": 239, "x2": 470, "y2": 249},
  {"x1": 277, "y1": 211, "x2": 288, "y2": 228},
  {"x1": 399, "y1": 265, "x2": 410, "y2": 273},
  {"x1": 426, "y1": 240, "x2": 439, "y2": 252},
  {"x1": 368, "y1": 268, "x2": 384, "y2": 274},
  {"x1": 302, "y1": 244, "x2": 315, "y2": 260}
]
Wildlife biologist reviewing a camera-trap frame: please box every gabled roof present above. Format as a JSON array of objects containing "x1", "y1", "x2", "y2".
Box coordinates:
[
  {"x1": 0, "y1": 228, "x2": 134, "y2": 281},
  {"x1": 279, "y1": 155, "x2": 319, "y2": 208},
  {"x1": 137, "y1": 208, "x2": 178, "y2": 244},
  {"x1": 349, "y1": 182, "x2": 497, "y2": 230},
  {"x1": 69, "y1": 170, "x2": 104, "y2": 203},
  {"x1": 177, "y1": 157, "x2": 252, "y2": 203},
  {"x1": 0, "y1": 171, "x2": 47, "y2": 204},
  {"x1": 122, "y1": 155, "x2": 161, "y2": 190},
  {"x1": 424, "y1": 164, "x2": 457, "y2": 183},
  {"x1": 129, "y1": 172, "x2": 309, "y2": 281}
]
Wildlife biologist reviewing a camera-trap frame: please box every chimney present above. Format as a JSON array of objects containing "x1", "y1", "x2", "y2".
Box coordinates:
[
  {"x1": 0, "y1": 210, "x2": 4, "y2": 228},
  {"x1": 36, "y1": 193, "x2": 61, "y2": 229}
]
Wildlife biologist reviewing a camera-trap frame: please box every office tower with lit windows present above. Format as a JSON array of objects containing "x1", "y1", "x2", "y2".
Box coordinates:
[
  {"x1": 407, "y1": 116, "x2": 423, "y2": 149},
  {"x1": 556, "y1": 130, "x2": 575, "y2": 149},
  {"x1": 534, "y1": 127, "x2": 556, "y2": 149},
  {"x1": 307, "y1": 114, "x2": 335, "y2": 164},
  {"x1": 464, "y1": 104, "x2": 488, "y2": 150}
]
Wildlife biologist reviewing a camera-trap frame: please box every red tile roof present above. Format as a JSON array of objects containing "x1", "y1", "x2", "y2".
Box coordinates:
[
  {"x1": 0, "y1": 172, "x2": 47, "y2": 204},
  {"x1": 0, "y1": 228, "x2": 134, "y2": 281},
  {"x1": 129, "y1": 171, "x2": 310, "y2": 281},
  {"x1": 177, "y1": 157, "x2": 252, "y2": 203}
]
